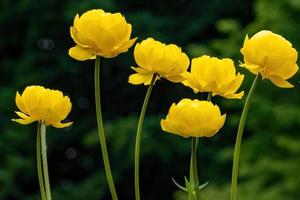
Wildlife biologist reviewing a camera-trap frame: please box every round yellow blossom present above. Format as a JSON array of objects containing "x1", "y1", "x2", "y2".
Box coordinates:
[
  {"x1": 69, "y1": 9, "x2": 137, "y2": 61},
  {"x1": 128, "y1": 38, "x2": 190, "y2": 85},
  {"x1": 183, "y1": 55, "x2": 244, "y2": 99},
  {"x1": 12, "y1": 86, "x2": 73, "y2": 128},
  {"x1": 241, "y1": 30, "x2": 298, "y2": 88},
  {"x1": 161, "y1": 99, "x2": 226, "y2": 138}
]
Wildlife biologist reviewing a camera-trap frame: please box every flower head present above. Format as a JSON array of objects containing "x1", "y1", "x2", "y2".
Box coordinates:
[
  {"x1": 161, "y1": 99, "x2": 226, "y2": 138},
  {"x1": 129, "y1": 38, "x2": 190, "y2": 85},
  {"x1": 69, "y1": 9, "x2": 137, "y2": 61},
  {"x1": 12, "y1": 86, "x2": 73, "y2": 128},
  {"x1": 241, "y1": 30, "x2": 298, "y2": 88},
  {"x1": 183, "y1": 55, "x2": 244, "y2": 99}
]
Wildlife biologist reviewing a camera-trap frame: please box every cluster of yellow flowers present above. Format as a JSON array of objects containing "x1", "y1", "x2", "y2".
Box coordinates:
[
  {"x1": 13, "y1": 9, "x2": 298, "y2": 138},
  {"x1": 12, "y1": 8, "x2": 298, "y2": 200}
]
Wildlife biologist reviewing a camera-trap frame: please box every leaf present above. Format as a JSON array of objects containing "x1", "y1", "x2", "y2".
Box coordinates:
[
  {"x1": 172, "y1": 177, "x2": 188, "y2": 192},
  {"x1": 199, "y1": 181, "x2": 209, "y2": 190}
]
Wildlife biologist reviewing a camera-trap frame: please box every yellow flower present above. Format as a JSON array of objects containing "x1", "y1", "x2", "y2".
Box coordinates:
[
  {"x1": 128, "y1": 38, "x2": 190, "y2": 85},
  {"x1": 241, "y1": 30, "x2": 299, "y2": 88},
  {"x1": 69, "y1": 9, "x2": 137, "y2": 61},
  {"x1": 12, "y1": 86, "x2": 73, "y2": 128},
  {"x1": 161, "y1": 99, "x2": 226, "y2": 138},
  {"x1": 183, "y1": 55, "x2": 244, "y2": 99}
]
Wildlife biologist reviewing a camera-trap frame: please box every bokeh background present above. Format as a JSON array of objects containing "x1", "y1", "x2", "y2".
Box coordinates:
[{"x1": 1, "y1": 0, "x2": 300, "y2": 199}]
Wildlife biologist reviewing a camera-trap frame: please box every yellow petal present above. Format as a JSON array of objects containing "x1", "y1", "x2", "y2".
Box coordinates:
[
  {"x1": 221, "y1": 91, "x2": 244, "y2": 99},
  {"x1": 29, "y1": 108, "x2": 48, "y2": 121},
  {"x1": 128, "y1": 73, "x2": 154, "y2": 85},
  {"x1": 240, "y1": 63, "x2": 263, "y2": 74},
  {"x1": 21, "y1": 86, "x2": 44, "y2": 112},
  {"x1": 166, "y1": 74, "x2": 187, "y2": 83},
  {"x1": 15, "y1": 111, "x2": 31, "y2": 120},
  {"x1": 131, "y1": 67, "x2": 151, "y2": 75},
  {"x1": 16, "y1": 92, "x2": 27, "y2": 113},
  {"x1": 117, "y1": 38, "x2": 137, "y2": 53},
  {"x1": 52, "y1": 96, "x2": 72, "y2": 120},
  {"x1": 134, "y1": 43, "x2": 148, "y2": 68},
  {"x1": 70, "y1": 27, "x2": 95, "y2": 48},
  {"x1": 101, "y1": 38, "x2": 137, "y2": 58},
  {"x1": 52, "y1": 121, "x2": 73, "y2": 128},
  {"x1": 267, "y1": 75, "x2": 294, "y2": 88},
  {"x1": 161, "y1": 119, "x2": 189, "y2": 138},
  {"x1": 69, "y1": 45, "x2": 95, "y2": 61},
  {"x1": 12, "y1": 118, "x2": 35, "y2": 125}
]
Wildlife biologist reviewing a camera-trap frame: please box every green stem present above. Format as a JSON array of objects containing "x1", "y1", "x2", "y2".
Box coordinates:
[
  {"x1": 207, "y1": 92, "x2": 212, "y2": 102},
  {"x1": 134, "y1": 74, "x2": 157, "y2": 200},
  {"x1": 41, "y1": 123, "x2": 52, "y2": 200},
  {"x1": 230, "y1": 75, "x2": 260, "y2": 200},
  {"x1": 94, "y1": 56, "x2": 118, "y2": 200},
  {"x1": 37, "y1": 122, "x2": 46, "y2": 200},
  {"x1": 189, "y1": 137, "x2": 200, "y2": 200}
]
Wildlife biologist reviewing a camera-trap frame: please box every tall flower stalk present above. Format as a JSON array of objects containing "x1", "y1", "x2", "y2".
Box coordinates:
[
  {"x1": 94, "y1": 56, "x2": 118, "y2": 200},
  {"x1": 68, "y1": 9, "x2": 137, "y2": 199},
  {"x1": 36, "y1": 122, "x2": 46, "y2": 200},
  {"x1": 40, "y1": 123, "x2": 52, "y2": 200},
  {"x1": 230, "y1": 75, "x2": 259, "y2": 200},
  {"x1": 189, "y1": 137, "x2": 201, "y2": 200},
  {"x1": 134, "y1": 74, "x2": 157, "y2": 200}
]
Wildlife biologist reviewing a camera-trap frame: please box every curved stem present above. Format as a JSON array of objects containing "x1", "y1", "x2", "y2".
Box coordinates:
[
  {"x1": 41, "y1": 123, "x2": 52, "y2": 200},
  {"x1": 230, "y1": 75, "x2": 260, "y2": 200},
  {"x1": 94, "y1": 56, "x2": 118, "y2": 200},
  {"x1": 134, "y1": 74, "x2": 157, "y2": 200},
  {"x1": 37, "y1": 122, "x2": 46, "y2": 200}
]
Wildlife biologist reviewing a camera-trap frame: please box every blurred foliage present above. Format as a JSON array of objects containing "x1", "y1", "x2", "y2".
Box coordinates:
[{"x1": 0, "y1": 0, "x2": 300, "y2": 199}]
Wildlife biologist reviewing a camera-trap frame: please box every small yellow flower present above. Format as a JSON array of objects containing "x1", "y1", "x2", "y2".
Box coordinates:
[
  {"x1": 12, "y1": 86, "x2": 73, "y2": 128},
  {"x1": 129, "y1": 38, "x2": 190, "y2": 85},
  {"x1": 183, "y1": 55, "x2": 244, "y2": 99},
  {"x1": 161, "y1": 99, "x2": 226, "y2": 138},
  {"x1": 69, "y1": 9, "x2": 137, "y2": 61},
  {"x1": 241, "y1": 30, "x2": 299, "y2": 88}
]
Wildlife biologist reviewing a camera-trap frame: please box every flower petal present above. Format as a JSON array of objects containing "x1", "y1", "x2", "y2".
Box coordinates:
[
  {"x1": 267, "y1": 75, "x2": 294, "y2": 88},
  {"x1": 12, "y1": 118, "x2": 35, "y2": 125},
  {"x1": 240, "y1": 63, "x2": 263, "y2": 74},
  {"x1": 128, "y1": 73, "x2": 154, "y2": 85},
  {"x1": 16, "y1": 92, "x2": 27, "y2": 113},
  {"x1": 52, "y1": 96, "x2": 72, "y2": 120},
  {"x1": 131, "y1": 67, "x2": 151, "y2": 75},
  {"x1": 69, "y1": 45, "x2": 95, "y2": 61},
  {"x1": 166, "y1": 73, "x2": 187, "y2": 83},
  {"x1": 15, "y1": 111, "x2": 31, "y2": 120},
  {"x1": 221, "y1": 91, "x2": 244, "y2": 99},
  {"x1": 52, "y1": 121, "x2": 73, "y2": 128}
]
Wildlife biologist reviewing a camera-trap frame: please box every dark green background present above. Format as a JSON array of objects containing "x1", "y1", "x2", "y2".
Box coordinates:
[{"x1": 1, "y1": 0, "x2": 300, "y2": 199}]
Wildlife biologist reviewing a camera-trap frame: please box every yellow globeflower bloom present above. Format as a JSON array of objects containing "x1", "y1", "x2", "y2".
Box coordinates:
[
  {"x1": 12, "y1": 86, "x2": 73, "y2": 128},
  {"x1": 241, "y1": 30, "x2": 299, "y2": 88},
  {"x1": 69, "y1": 9, "x2": 137, "y2": 61},
  {"x1": 129, "y1": 38, "x2": 190, "y2": 85},
  {"x1": 184, "y1": 55, "x2": 244, "y2": 99},
  {"x1": 161, "y1": 99, "x2": 226, "y2": 138}
]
